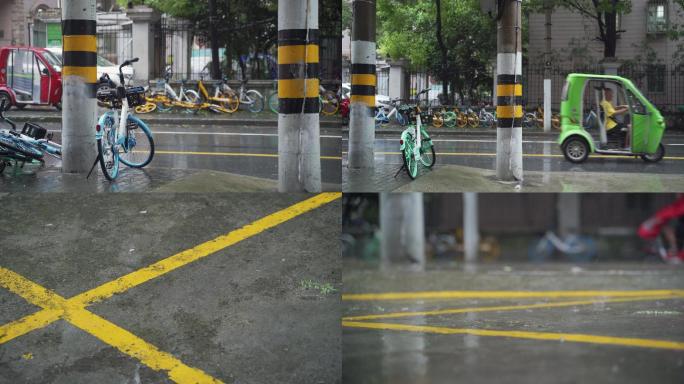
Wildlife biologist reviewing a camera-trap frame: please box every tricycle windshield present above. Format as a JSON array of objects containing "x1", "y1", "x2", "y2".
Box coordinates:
[
  {"x1": 42, "y1": 50, "x2": 61, "y2": 71},
  {"x1": 561, "y1": 81, "x2": 570, "y2": 101}
]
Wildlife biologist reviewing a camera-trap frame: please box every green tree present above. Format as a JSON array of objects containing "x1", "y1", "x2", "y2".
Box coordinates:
[{"x1": 377, "y1": 0, "x2": 495, "y2": 104}]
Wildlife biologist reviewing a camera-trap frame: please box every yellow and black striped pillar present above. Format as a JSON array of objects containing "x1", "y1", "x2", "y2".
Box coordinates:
[
  {"x1": 348, "y1": 0, "x2": 376, "y2": 169},
  {"x1": 495, "y1": 0, "x2": 523, "y2": 181},
  {"x1": 61, "y1": 0, "x2": 97, "y2": 174},
  {"x1": 277, "y1": 0, "x2": 322, "y2": 192}
]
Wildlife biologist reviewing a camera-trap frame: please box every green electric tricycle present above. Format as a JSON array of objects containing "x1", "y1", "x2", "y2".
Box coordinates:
[{"x1": 558, "y1": 73, "x2": 666, "y2": 163}]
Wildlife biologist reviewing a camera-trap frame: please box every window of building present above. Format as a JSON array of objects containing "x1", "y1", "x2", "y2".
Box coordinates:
[
  {"x1": 646, "y1": 64, "x2": 666, "y2": 93},
  {"x1": 647, "y1": 1, "x2": 668, "y2": 34}
]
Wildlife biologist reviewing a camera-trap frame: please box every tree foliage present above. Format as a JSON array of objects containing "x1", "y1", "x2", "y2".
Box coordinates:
[{"x1": 377, "y1": 0, "x2": 496, "y2": 103}]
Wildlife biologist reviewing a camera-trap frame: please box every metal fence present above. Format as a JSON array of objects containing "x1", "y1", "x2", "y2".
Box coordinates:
[
  {"x1": 523, "y1": 63, "x2": 684, "y2": 113},
  {"x1": 96, "y1": 12, "x2": 132, "y2": 66}
]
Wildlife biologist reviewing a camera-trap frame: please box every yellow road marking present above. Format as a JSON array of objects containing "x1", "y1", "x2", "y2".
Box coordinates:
[
  {"x1": 70, "y1": 193, "x2": 341, "y2": 306},
  {"x1": 342, "y1": 289, "x2": 684, "y2": 301},
  {"x1": 360, "y1": 151, "x2": 684, "y2": 161},
  {"x1": 0, "y1": 194, "x2": 341, "y2": 383},
  {"x1": 0, "y1": 310, "x2": 62, "y2": 344},
  {"x1": 0, "y1": 267, "x2": 221, "y2": 383},
  {"x1": 153, "y1": 150, "x2": 341, "y2": 160},
  {"x1": 343, "y1": 295, "x2": 683, "y2": 321},
  {"x1": 342, "y1": 321, "x2": 684, "y2": 351},
  {"x1": 65, "y1": 309, "x2": 221, "y2": 384}
]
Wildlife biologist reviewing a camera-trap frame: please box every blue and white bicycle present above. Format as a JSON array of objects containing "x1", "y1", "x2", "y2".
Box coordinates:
[{"x1": 93, "y1": 58, "x2": 154, "y2": 181}]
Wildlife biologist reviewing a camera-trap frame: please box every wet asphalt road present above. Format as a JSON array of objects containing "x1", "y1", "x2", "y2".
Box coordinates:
[
  {"x1": 38, "y1": 123, "x2": 342, "y2": 185},
  {"x1": 0, "y1": 193, "x2": 341, "y2": 384},
  {"x1": 343, "y1": 134, "x2": 684, "y2": 175},
  {"x1": 343, "y1": 261, "x2": 684, "y2": 384}
]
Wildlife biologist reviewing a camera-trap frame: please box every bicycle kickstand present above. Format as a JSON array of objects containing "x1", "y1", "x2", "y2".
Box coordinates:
[
  {"x1": 393, "y1": 164, "x2": 406, "y2": 178},
  {"x1": 86, "y1": 154, "x2": 101, "y2": 180}
]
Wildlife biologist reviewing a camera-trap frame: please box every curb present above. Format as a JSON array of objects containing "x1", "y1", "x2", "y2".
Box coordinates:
[{"x1": 342, "y1": 127, "x2": 684, "y2": 139}]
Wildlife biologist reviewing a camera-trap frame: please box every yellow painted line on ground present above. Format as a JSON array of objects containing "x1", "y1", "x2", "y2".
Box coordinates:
[
  {"x1": 0, "y1": 267, "x2": 222, "y2": 383},
  {"x1": 342, "y1": 321, "x2": 684, "y2": 351},
  {"x1": 0, "y1": 194, "x2": 340, "y2": 382},
  {"x1": 70, "y1": 192, "x2": 341, "y2": 306},
  {"x1": 342, "y1": 289, "x2": 684, "y2": 301},
  {"x1": 343, "y1": 295, "x2": 682, "y2": 321},
  {"x1": 65, "y1": 308, "x2": 221, "y2": 383},
  {"x1": 154, "y1": 150, "x2": 341, "y2": 160},
  {"x1": 363, "y1": 151, "x2": 684, "y2": 161},
  {"x1": 0, "y1": 310, "x2": 63, "y2": 345}
]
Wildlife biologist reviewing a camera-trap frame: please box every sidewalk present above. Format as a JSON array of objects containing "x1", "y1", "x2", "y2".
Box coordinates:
[{"x1": 0, "y1": 165, "x2": 341, "y2": 193}]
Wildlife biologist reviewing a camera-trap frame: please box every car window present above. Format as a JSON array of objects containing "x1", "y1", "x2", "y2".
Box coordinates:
[
  {"x1": 97, "y1": 55, "x2": 115, "y2": 67},
  {"x1": 36, "y1": 56, "x2": 47, "y2": 75},
  {"x1": 43, "y1": 50, "x2": 61, "y2": 67},
  {"x1": 626, "y1": 89, "x2": 646, "y2": 115}
]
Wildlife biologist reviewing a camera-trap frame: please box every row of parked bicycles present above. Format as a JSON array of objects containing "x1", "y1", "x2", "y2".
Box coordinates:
[
  {"x1": 2, "y1": 58, "x2": 154, "y2": 181},
  {"x1": 130, "y1": 68, "x2": 343, "y2": 116},
  {"x1": 375, "y1": 99, "x2": 562, "y2": 130}
]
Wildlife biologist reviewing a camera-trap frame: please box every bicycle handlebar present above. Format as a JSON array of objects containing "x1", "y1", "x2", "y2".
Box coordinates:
[{"x1": 118, "y1": 57, "x2": 139, "y2": 84}]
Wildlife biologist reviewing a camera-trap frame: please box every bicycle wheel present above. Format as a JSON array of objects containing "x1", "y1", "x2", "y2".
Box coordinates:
[
  {"x1": 320, "y1": 90, "x2": 339, "y2": 116},
  {"x1": 268, "y1": 92, "x2": 279, "y2": 114},
  {"x1": 0, "y1": 132, "x2": 43, "y2": 160},
  {"x1": 443, "y1": 111, "x2": 456, "y2": 128},
  {"x1": 419, "y1": 129, "x2": 436, "y2": 168},
  {"x1": 246, "y1": 90, "x2": 264, "y2": 113},
  {"x1": 402, "y1": 131, "x2": 418, "y2": 179},
  {"x1": 135, "y1": 102, "x2": 157, "y2": 114},
  {"x1": 468, "y1": 113, "x2": 480, "y2": 128},
  {"x1": 432, "y1": 113, "x2": 443, "y2": 128},
  {"x1": 219, "y1": 91, "x2": 240, "y2": 113},
  {"x1": 456, "y1": 112, "x2": 468, "y2": 128},
  {"x1": 97, "y1": 120, "x2": 119, "y2": 181},
  {"x1": 119, "y1": 116, "x2": 155, "y2": 168},
  {"x1": 528, "y1": 237, "x2": 554, "y2": 262}
]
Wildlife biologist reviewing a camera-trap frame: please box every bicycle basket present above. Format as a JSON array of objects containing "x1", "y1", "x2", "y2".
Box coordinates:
[
  {"x1": 96, "y1": 87, "x2": 121, "y2": 108},
  {"x1": 21, "y1": 122, "x2": 47, "y2": 140},
  {"x1": 125, "y1": 86, "x2": 146, "y2": 107}
]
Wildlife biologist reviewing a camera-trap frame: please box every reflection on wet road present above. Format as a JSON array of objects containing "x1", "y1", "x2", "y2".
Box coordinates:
[
  {"x1": 343, "y1": 135, "x2": 684, "y2": 174},
  {"x1": 343, "y1": 261, "x2": 684, "y2": 384},
  {"x1": 43, "y1": 124, "x2": 341, "y2": 184}
]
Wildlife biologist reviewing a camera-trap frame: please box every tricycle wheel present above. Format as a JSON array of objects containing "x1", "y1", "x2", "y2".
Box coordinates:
[
  {"x1": 0, "y1": 92, "x2": 11, "y2": 111},
  {"x1": 641, "y1": 143, "x2": 665, "y2": 163},
  {"x1": 562, "y1": 137, "x2": 589, "y2": 163},
  {"x1": 15, "y1": 103, "x2": 26, "y2": 110},
  {"x1": 54, "y1": 102, "x2": 62, "y2": 111}
]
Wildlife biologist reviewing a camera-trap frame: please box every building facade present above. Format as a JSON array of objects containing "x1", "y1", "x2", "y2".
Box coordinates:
[{"x1": 526, "y1": 0, "x2": 683, "y2": 112}]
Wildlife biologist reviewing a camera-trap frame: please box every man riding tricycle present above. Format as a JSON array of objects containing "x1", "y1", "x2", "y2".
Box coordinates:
[{"x1": 558, "y1": 73, "x2": 666, "y2": 163}]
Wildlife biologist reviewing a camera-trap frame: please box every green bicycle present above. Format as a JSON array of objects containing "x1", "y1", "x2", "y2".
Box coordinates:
[{"x1": 399, "y1": 104, "x2": 436, "y2": 179}]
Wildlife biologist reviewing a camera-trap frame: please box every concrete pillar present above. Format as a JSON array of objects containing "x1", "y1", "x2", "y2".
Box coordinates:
[
  {"x1": 126, "y1": 5, "x2": 160, "y2": 83},
  {"x1": 557, "y1": 194, "x2": 581, "y2": 237},
  {"x1": 277, "y1": 0, "x2": 322, "y2": 192},
  {"x1": 463, "y1": 192, "x2": 479, "y2": 263},
  {"x1": 388, "y1": 58, "x2": 408, "y2": 101},
  {"x1": 543, "y1": 0, "x2": 552, "y2": 132},
  {"x1": 61, "y1": 0, "x2": 97, "y2": 174},
  {"x1": 380, "y1": 193, "x2": 425, "y2": 266},
  {"x1": 496, "y1": 0, "x2": 523, "y2": 182},
  {"x1": 347, "y1": 0, "x2": 376, "y2": 170}
]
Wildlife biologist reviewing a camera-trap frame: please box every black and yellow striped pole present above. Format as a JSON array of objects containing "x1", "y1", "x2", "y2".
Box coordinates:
[
  {"x1": 347, "y1": 0, "x2": 376, "y2": 169},
  {"x1": 61, "y1": 0, "x2": 97, "y2": 173},
  {"x1": 495, "y1": 0, "x2": 523, "y2": 181},
  {"x1": 277, "y1": 0, "x2": 322, "y2": 192}
]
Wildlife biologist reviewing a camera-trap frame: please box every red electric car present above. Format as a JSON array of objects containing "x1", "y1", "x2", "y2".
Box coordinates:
[{"x1": 0, "y1": 46, "x2": 63, "y2": 110}]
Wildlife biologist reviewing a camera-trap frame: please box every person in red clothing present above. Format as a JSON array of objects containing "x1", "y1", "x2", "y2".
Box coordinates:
[{"x1": 638, "y1": 194, "x2": 684, "y2": 264}]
